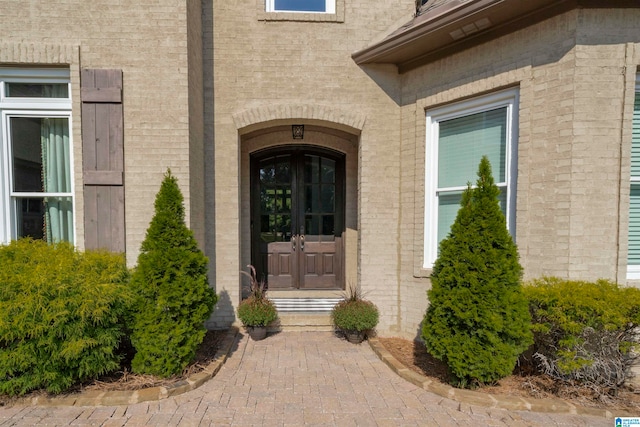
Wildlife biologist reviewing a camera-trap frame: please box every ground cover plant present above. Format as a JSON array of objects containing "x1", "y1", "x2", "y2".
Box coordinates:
[
  {"x1": 422, "y1": 156, "x2": 532, "y2": 387},
  {"x1": 0, "y1": 239, "x2": 131, "y2": 396},
  {"x1": 129, "y1": 169, "x2": 217, "y2": 377}
]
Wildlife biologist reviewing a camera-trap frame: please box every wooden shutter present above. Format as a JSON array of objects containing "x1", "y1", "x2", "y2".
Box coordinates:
[{"x1": 81, "y1": 69, "x2": 125, "y2": 252}]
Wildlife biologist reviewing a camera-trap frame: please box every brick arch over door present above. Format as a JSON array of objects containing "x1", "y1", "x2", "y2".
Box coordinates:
[
  {"x1": 232, "y1": 104, "x2": 366, "y2": 136},
  {"x1": 239, "y1": 125, "x2": 359, "y2": 293}
]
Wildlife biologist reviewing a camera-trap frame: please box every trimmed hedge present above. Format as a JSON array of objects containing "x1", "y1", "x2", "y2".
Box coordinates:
[
  {"x1": 0, "y1": 239, "x2": 131, "y2": 396},
  {"x1": 524, "y1": 277, "x2": 640, "y2": 390}
]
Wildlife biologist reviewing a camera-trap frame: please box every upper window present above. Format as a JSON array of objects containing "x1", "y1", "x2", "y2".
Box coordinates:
[
  {"x1": 627, "y1": 75, "x2": 640, "y2": 279},
  {"x1": 0, "y1": 68, "x2": 74, "y2": 245},
  {"x1": 424, "y1": 89, "x2": 519, "y2": 268},
  {"x1": 266, "y1": 0, "x2": 335, "y2": 13}
]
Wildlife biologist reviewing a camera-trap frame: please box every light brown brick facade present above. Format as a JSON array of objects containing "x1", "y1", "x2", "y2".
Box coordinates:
[{"x1": 1, "y1": 2, "x2": 639, "y2": 336}]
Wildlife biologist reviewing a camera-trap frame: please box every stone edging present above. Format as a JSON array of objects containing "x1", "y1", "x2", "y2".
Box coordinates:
[
  {"x1": 368, "y1": 337, "x2": 627, "y2": 419},
  {"x1": 22, "y1": 327, "x2": 240, "y2": 407}
]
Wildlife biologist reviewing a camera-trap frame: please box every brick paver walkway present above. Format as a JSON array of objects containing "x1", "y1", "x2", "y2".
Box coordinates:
[{"x1": 0, "y1": 332, "x2": 612, "y2": 426}]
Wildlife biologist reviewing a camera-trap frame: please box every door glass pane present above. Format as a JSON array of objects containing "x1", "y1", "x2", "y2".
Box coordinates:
[
  {"x1": 321, "y1": 184, "x2": 334, "y2": 213},
  {"x1": 305, "y1": 215, "x2": 319, "y2": 235},
  {"x1": 259, "y1": 155, "x2": 292, "y2": 242},
  {"x1": 305, "y1": 155, "x2": 320, "y2": 184},
  {"x1": 321, "y1": 159, "x2": 335, "y2": 183},
  {"x1": 322, "y1": 215, "x2": 334, "y2": 236},
  {"x1": 303, "y1": 154, "x2": 338, "y2": 236}
]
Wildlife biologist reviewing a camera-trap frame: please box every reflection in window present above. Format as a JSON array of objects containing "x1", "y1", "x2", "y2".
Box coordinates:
[
  {"x1": 267, "y1": 0, "x2": 335, "y2": 13},
  {"x1": 6, "y1": 83, "x2": 69, "y2": 98},
  {"x1": 425, "y1": 89, "x2": 518, "y2": 267},
  {"x1": 10, "y1": 117, "x2": 73, "y2": 243}
]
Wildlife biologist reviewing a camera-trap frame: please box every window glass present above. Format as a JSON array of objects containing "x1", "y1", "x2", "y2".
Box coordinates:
[
  {"x1": 6, "y1": 83, "x2": 68, "y2": 98},
  {"x1": 425, "y1": 90, "x2": 518, "y2": 268},
  {"x1": 9, "y1": 116, "x2": 72, "y2": 243},
  {"x1": 627, "y1": 89, "x2": 640, "y2": 276},
  {"x1": 275, "y1": 0, "x2": 326, "y2": 12},
  {"x1": 267, "y1": 0, "x2": 335, "y2": 13},
  {"x1": 0, "y1": 69, "x2": 73, "y2": 244}
]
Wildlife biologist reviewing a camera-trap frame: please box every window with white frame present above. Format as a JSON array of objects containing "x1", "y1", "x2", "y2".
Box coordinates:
[
  {"x1": 0, "y1": 68, "x2": 74, "y2": 244},
  {"x1": 424, "y1": 89, "x2": 519, "y2": 268},
  {"x1": 627, "y1": 75, "x2": 640, "y2": 279},
  {"x1": 266, "y1": 0, "x2": 335, "y2": 13}
]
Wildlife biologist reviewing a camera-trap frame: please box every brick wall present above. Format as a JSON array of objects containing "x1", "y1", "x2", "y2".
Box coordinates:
[
  {"x1": 208, "y1": 0, "x2": 416, "y2": 331},
  {"x1": 397, "y1": 9, "x2": 640, "y2": 336},
  {"x1": 0, "y1": 1, "x2": 199, "y2": 267}
]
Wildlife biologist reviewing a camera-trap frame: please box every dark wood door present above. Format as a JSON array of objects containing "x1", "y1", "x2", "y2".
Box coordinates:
[{"x1": 251, "y1": 147, "x2": 344, "y2": 290}]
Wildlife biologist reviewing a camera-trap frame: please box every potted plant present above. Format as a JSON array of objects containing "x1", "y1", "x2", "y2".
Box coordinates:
[
  {"x1": 237, "y1": 265, "x2": 278, "y2": 341},
  {"x1": 331, "y1": 284, "x2": 379, "y2": 344}
]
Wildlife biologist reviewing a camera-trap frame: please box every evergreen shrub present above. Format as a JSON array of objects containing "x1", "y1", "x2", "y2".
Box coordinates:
[
  {"x1": 129, "y1": 170, "x2": 217, "y2": 377},
  {"x1": 421, "y1": 156, "x2": 532, "y2": 387},
  {"x1": 524, "y1": 277, "x2": 640, "y2": 391},
  {"x1": 0, "y1": 239, "x2": 131, "y2": 395}
]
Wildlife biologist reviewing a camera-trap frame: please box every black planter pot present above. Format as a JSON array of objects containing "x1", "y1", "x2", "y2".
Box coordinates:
[
  {"x1": 246, "y1": 326, "x2": 267, "y2": 341},
  {"x1": 344, "y1": 330, "x2": 365, "y2": 344}
]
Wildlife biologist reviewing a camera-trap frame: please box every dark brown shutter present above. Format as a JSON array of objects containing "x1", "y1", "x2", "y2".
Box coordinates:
[{"x1": 81, "y1": 69, "x2": 125, "y2": 252}]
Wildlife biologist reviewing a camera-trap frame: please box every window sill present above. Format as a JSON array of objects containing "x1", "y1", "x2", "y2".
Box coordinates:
[
  {"x1": 258, "y1": 11, "x2": 344, "y2": 22},
  {"x1": 258, "y1": 0, "x2": 344, "y2": 23},
  {"x1": 627, "y1": 267, "x2": 640, "y2": 280},
  {"x1": 414, "y1": 267, "x2": 433, "y2": 278}
]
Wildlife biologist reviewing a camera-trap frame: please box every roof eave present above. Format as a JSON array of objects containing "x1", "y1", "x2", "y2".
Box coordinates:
[{"x1": 352, "y1": 0, "x2": 592, "y2": 73}]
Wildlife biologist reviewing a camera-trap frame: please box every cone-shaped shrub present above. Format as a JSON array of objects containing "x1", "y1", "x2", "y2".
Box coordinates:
[
  {"x1": 421, "y1": 156, "x2": 532, "y2": 387},
  {"x1": 129, "y1": 170, "x2": 217, "y2": 377}
]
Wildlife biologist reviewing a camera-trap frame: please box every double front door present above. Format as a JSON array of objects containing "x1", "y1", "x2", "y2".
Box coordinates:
[{"x1": 251, "y1": 147, "x2": 345, "y2": 289}]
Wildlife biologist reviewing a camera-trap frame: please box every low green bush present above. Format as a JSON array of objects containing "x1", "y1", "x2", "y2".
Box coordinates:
[
  {"x1": 331, "y1": 299, "x2": 379, "y2": 332},
  {"x1": 524, "y1": 277, "x2": 640, "y2": 391},
  {"x1": 237, "y1": 297, "x2": 278, "y2": 327},
  {"x1": 0, "y1": 239, "x2": 131, "y2": 396},
  {"x1": 237, "y1": 265, "x2": 277, "y2": 327}
]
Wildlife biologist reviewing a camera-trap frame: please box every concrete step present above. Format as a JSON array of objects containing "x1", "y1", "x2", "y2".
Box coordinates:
[
  {"x1": 270, "y1": 297, "x2": 342, "y2": 312},
  {"x1": 267, "y1": 298, "x2": 342, "y2": 331},
  {"x1": 270, "y1": 312, "x2": 334, "y2": 332}
]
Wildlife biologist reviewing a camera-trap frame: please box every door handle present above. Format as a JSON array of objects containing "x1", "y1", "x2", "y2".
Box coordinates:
[
  {"x1": 291, "y1": 234, "x2": 297, "y2": 251},
  {"x1": 300, "y1": 234, "x2": 305, "y2": 251}
]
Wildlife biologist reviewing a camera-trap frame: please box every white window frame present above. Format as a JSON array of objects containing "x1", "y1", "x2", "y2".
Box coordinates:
[
  {"x1": 424, "y1": 88, "x2": 519, "y2": 269},
  {"x1": 266, "y1": 0, "x2": 335, "y2": 13},
  {"x1": 627, "y1": 74, "x2": 640, "y2": 279},
  {"x1": 0, "y1": 68, "x2": 74, "y2": 244}
]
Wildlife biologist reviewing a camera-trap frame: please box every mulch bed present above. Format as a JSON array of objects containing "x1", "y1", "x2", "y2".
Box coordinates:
[
  {"x1": 377, "y1": 336, "x2": 640, "y2": 412},
  {"x1": 0, "y1": 330, "x2": 226, "y2": 406}
]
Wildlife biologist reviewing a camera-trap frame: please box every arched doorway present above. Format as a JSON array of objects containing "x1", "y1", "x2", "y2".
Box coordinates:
[{"x1": 250, "y1": 146, "x2": 345, "y2": 289}]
